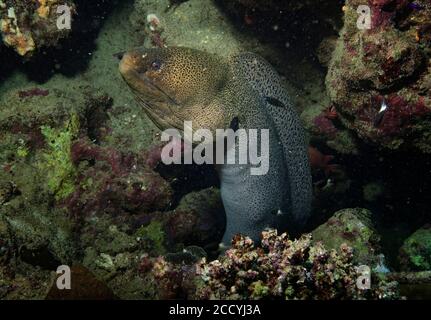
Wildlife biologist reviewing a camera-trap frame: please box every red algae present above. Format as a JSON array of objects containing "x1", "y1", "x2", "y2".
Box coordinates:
[
  {"x1": 326, "y1": 0, "x2": 431, "y2": 152},
  {"x1": 18, "y1": 88, "x2": 49, "y2": 99},
  {"x1": 313, "y1": 114, "x2": 338, "y2": 138}
]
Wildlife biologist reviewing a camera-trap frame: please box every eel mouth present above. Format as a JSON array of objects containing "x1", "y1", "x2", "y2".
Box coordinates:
[
  {"x1": 119, "y1": 56, "x2": 184, "y2": 132},
  {"x1": 133, "y1": 86, "x2": 183, "y2": 132},
  {"x1": 135, "y1": 71, "x2": 179, "y2": 108}
]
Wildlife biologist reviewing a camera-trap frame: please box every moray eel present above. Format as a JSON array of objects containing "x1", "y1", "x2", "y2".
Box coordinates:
[{"x1": 118, "y1": 47, "x2": 312, "y2": 245}]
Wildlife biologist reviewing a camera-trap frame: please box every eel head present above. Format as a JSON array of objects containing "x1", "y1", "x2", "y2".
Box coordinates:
[{"x1": 118, "y1": 46, "x2": 231, "y2": 134}]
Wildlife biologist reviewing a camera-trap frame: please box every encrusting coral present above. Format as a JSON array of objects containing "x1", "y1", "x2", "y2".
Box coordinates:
[
  {"x1": 326, "y1": 0, "x2": 431, "y2": 153},
  {"x1": 0, "y1": 0, "x2": 75, "y2": 56},
  {"x1": 139, "y1": 229, "x2": 399, "y2": 300},
  {"x1": 399, "y1": 225, "x2": 431, "y2": 271}
]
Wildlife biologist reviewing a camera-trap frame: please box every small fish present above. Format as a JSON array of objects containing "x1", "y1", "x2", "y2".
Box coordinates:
[
  {"x1": 373, "y1": 98, "x2": 388, "y2": 128},
  {"x1": 322, "y1": 178, "x2": 334, "y2": 191}
]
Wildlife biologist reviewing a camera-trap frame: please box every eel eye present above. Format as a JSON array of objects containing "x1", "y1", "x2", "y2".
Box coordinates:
[{"x1": 151, "y1": 60, "x2": 162, "y2": 71}]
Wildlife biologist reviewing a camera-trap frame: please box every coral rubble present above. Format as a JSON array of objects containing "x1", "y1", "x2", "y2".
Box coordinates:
[{"x1": 140, "y1": 229, "x2": 399, "y2": 300}]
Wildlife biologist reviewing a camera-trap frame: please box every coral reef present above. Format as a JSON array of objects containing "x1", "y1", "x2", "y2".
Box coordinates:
[
  {"x1": 326, "y1": 0, "x2": 431, "y2": 153},
  {"x1": 317, "y1": 36, "x2": 339, "y2": 67},
  {"x1": 399, "y1": 225, "x2": 431, "y2": 271},
  {"x1": 0, "y1": 0, "x2": 75, "y2": 56},
  {"x1": 78, "y1": 187, "x2": 223, "y2": 299},
  {"x1": 302, "y1": 101, "x2": 361, "y2": 155},
  {"x1": 0, "y1": 82, "x2": 225, "y2": 299},
  {"x1": 140, "y1": 229, "x2": 399, "y2": 300},
  {"x1": 312, "y1": 113, "x2": 339, "y2": 139},
  {"x1": 0, "y1": 265, "x2": 53, "y2": 299},
  {"x1": 68, "y1": 138, "x2": 174, "y2": 216},
  {"x1": 0, "y1": 90, "x2": 94, "y2": 291},
  {"x1": 1, "y1": 0, "x2": 429, "y2": 301}
]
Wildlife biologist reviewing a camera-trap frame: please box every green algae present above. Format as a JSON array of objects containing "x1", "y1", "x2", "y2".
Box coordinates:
[
  {"x1": 135, "y1": 221, "x2": 166, "y2": 255},
  {"x1": 16, "y1": 144, "x2": 29, "y2": 158},
  {"x1": 250, "y1": 281, "x2": 270, "y2": 299},
  {"x1": 38, "y1": 113, "x2": 79, "y2": 200},
  {"x1": 400, "y1": 227, "x2": 431, "y2": 271}
]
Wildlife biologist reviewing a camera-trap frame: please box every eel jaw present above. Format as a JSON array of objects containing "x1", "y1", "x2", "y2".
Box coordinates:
[
  {"x1": 133, "y1": 90, "x2": 182, "y2": 132},
  {"x1": 118, "y1": 51, "x2": 178, "y2": 104},
  {"x1": 119, "y1": 54, "x2": 185, "y2": 132}
]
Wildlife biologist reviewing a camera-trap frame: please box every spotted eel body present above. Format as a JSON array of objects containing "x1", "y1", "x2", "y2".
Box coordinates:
[
  {"x1": 218, "y1": 52, "x2": 312, "y2": 244},
  {"x1": 118, "y1": 47, "x2": 312, "y2": 245}
]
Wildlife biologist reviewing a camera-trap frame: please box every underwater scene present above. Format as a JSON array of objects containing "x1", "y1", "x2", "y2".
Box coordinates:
[{"x1": 0, "y1": 0, "x2": 430, "y2": 302}]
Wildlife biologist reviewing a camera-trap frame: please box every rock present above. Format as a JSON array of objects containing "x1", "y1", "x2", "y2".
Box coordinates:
[
  {"x1": 133, "y1": 0, "x2": 245, "y2": 55},
  {"x1": 0, "y1": 0, "x2": 75, "y2": 57},
  {"x1": 0, "y1": 217, "x2": 12, "y2": 265},
  {"x1": 399, "y1": 225, "x2": 431, "y2": 271},
  {"x1": 363, "y1": 182, "x2": 385, "y2": 202},
  {"x1": 0, "y1": 266, "x2": 52, "y2": 299},
  {"x1": 169, "y1": 187, "x2": 224, "y2": 245},
  {"x1": 317, "y1": 36, "x2": 338, "y2": 67},
  {"x1": 312, "y1": 208, "x2": 382, "y2": 266},
  {"x1": 2, "y1": 206, "x2": 77, "y2": 268},
  {"x1": 0, "y1": 87, "x2": 86, "y2": 141},
  {"x1": 326, "y1": 0, "x2": 431, "y2": 153},
  {"x1": 0, "y1": 181, "x2": 18, "y2": 205},
  {"x1": 125, "y1": 187, "x2": 224, "y2": 252},
  {"x1": 0, "y1": 88, "x2": 111, "y2": 270}
]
